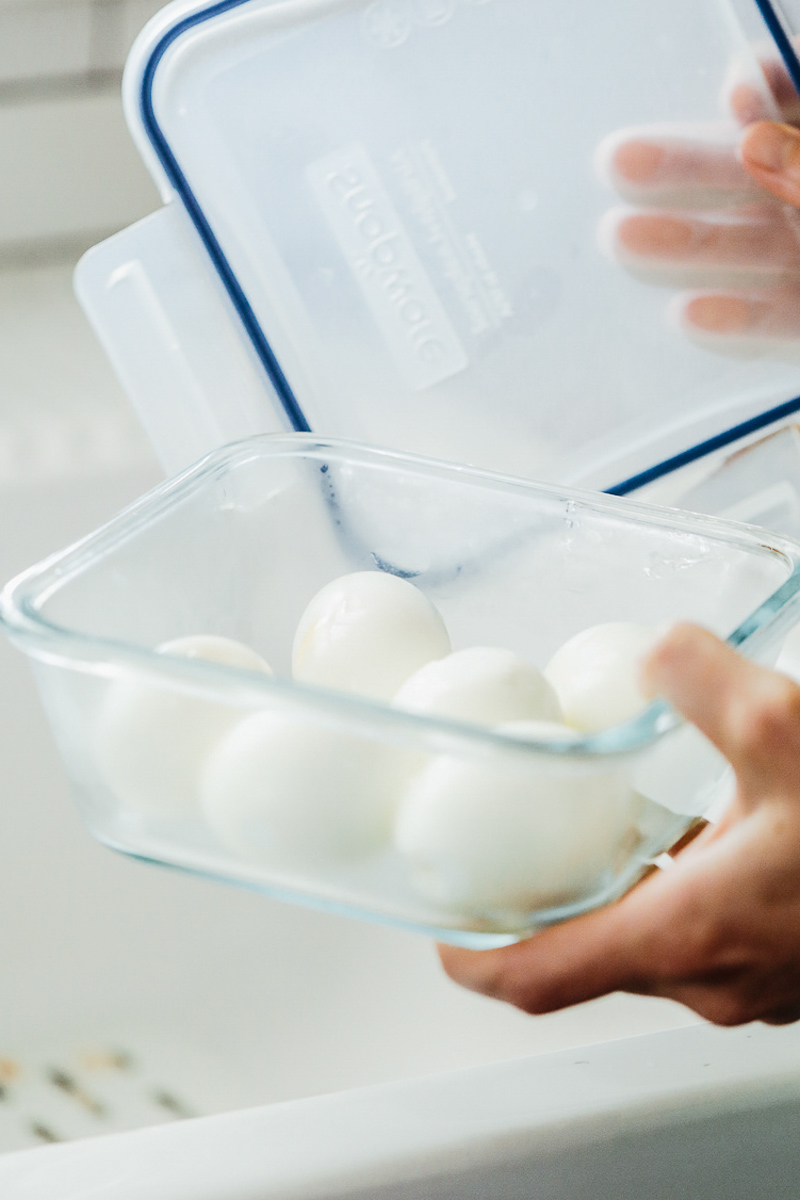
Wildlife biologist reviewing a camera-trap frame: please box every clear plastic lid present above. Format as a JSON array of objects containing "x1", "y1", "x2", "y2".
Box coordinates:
[{"x1": 77, "y1": 0, "x2": 800, "y2": 487}]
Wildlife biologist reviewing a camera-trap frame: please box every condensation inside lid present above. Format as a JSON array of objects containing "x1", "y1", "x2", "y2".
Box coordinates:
[{"x1": 141, "y1": 0, "x2": 800, "y2": 487}]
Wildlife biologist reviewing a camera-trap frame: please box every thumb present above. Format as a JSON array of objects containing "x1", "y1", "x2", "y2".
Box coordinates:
[
  {"x1": 642, "y1": 623, "x2": 800, "y2": 800},
  {"x1": 740, "y1": 120, "x2": 800, "y2": 207}
]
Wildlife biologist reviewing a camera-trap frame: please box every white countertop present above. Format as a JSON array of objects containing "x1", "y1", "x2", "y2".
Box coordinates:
[{"x1": 2, "y1": 1022, "x2": 799, "y2": 1199}]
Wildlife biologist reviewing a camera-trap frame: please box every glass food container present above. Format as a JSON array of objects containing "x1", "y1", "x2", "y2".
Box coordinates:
[{"x1": 3, "y1": 435, "x2": 800, "y2": 947}]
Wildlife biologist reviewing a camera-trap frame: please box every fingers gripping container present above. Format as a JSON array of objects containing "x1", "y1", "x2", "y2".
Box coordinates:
[{"x1": 8, "y1": 0, "x2": 800, "y2": 944}]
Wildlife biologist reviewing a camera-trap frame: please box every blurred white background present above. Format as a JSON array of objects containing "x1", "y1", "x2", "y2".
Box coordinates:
[
  {"x1": 0, "y1": 0, "x2": 161, "y2": 486},
  {"x1": 0, "y1": 0, "x2": 160, "y2": 254},
  {"x1": 0, "y1": 0, "x2": 702, "y2": 1157}
]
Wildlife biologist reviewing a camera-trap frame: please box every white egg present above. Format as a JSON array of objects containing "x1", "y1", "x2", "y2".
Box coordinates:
[
  {"x1": 544, "y1": 622, "x2": 659, "y2": 733},
  {"x1": 394, "y1": 719, "x2": 641, "y2": 914},
  {"x1": 201, "y1": 711, "x2": 397, "y2": 868},
  {"x1": 95, "y1": 635, "x2": 273, "y2": 819},
  {"x1": 393, "y1": 646, "x2": 560, "y2": 726},
  {"x1": 292, "y1": 571, "x2": 451, "y2": 701}
]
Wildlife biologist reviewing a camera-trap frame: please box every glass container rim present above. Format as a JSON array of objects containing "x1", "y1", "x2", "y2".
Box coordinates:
[{"x1": 3, "y1": 432, "x2": 800, "y2": 760}]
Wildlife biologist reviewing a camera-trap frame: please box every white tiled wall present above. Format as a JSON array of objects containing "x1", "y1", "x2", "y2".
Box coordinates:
[
  {"x1": 91, "y1": 0, "x2": 165, "y2": 72},
  {"x1": 0, "y1": 2, "x2": 94, "y2": 82},
  {"x1": 0, "y1": 91, "x2": 160, "y2": 244},
  {"x1": 0, "y1": 0, "x2": 165, "y2": 82},
  {"x1": 119, "y1": 0, "x2": 170, "y2": 60},
  {"x1": 0, "y1": 262, "x2": 156, "y2": 481},
  {"x1": 0, "y1": 0, "x2": 165, "y2": 252}
]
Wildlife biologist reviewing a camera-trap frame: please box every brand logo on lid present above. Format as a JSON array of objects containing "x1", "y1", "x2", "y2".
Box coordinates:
[{"x1": 308, "y1": 144, "x2": 468, "y2": 390}]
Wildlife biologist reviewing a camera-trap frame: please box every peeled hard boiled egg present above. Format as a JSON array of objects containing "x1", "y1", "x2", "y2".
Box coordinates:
[
  {"x1": 95, "y1": 634, "x2": 272, "y2": 819},
  {"x1": 292, "y1": 571, "x2": 451, "y2": 701},
  {"x1": 393, "y1": 646, "x2": 560, "y2": 726},
  {"x1": 201, "y1": 712, "x2": 397, "y2": 868},
  {"x1": 394, "y1": 720, "x2": 640, "y2": 914},
  {"x1": 544, "y1": 622, "x2": 658, "y2": 733}
]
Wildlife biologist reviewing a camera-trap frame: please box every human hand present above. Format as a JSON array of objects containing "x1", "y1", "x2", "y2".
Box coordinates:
[
  {"x1": 438, "y1": 624, "x2": 800, "y2": 1026},
  {"x1": 601, "y1": 53, "x2": 800, "y2": 345}
]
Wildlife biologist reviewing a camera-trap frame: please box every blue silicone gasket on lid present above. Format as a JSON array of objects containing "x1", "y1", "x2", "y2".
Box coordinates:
[{"x1": 139, "y1": 0, "x2": 310, "y2": 435}]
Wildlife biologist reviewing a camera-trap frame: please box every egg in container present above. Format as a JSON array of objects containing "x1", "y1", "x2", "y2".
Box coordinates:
[{"x1": 2, "y1": 435, "x2": 799, "y2": 946}]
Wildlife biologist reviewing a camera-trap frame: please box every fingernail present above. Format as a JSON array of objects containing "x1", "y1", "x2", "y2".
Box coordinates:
[
  {"x1": 617, "y1": 214, "x2": 696, "y2": 258},
  {"x1": 612, "y1": 141, "x2": 666, "y2": 185},
  {"x1": 728, "y1": 82, "x2": 766, "y2": 128},
  {"x1": 683, "y1": 295, "x2": 754, "y2": 334},
  {"x1": 741, "y1": 121, "x2": 800, "y2": 175},
  {"x1": 639, "y1": 623, "x2": 701, "y2": 698}
]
